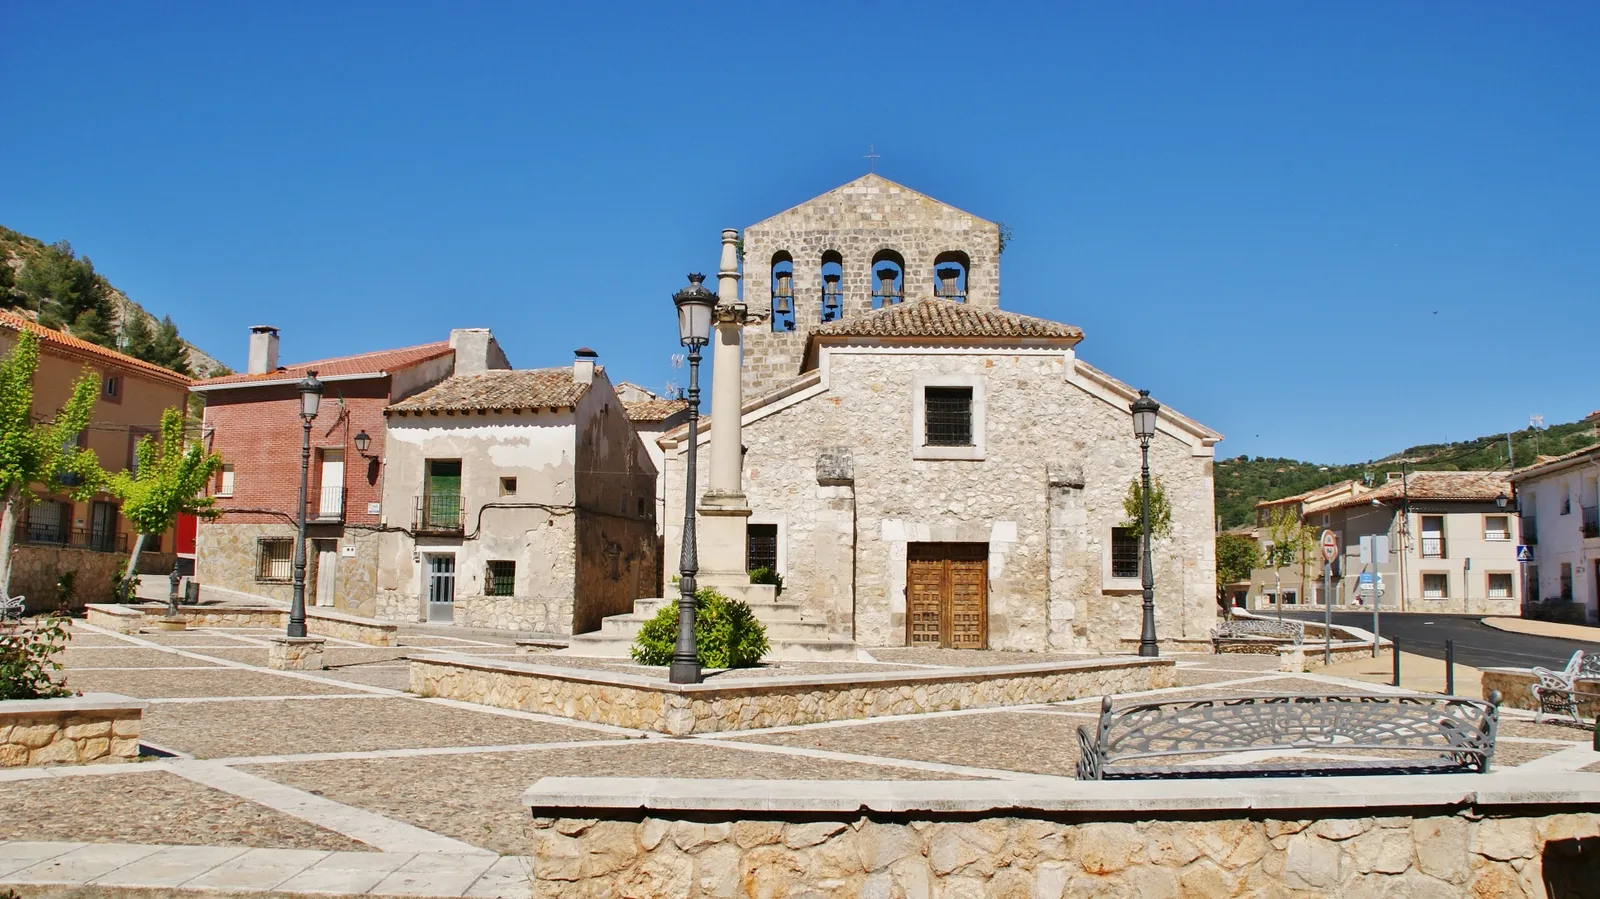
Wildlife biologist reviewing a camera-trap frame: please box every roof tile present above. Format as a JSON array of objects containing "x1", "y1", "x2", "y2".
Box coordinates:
[
  {"x1": 388, "y1": 368, "x2": 590, "y2": 413},
  {"x1": 810, "y1": 299, "x2": 1083, "y2": 341},
  {"x1": 0, "y1": 310, "x2": 192, "y2": 387},
  {"x1": 624, "y1": 398, "x2": 688, "y2": 422},
  {"x1": 194, "y1": 341, "x2": 453, "y2": 387}
]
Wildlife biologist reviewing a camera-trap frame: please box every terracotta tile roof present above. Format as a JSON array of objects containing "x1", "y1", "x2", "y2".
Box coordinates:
[
  {"x1": 1326, "y1": 471, "x2": 1509, "y2": 508},
  {"x1": 193, "y1": 341, "x2": 453, "y2": 388},
  {"x1": 387, "y1": 368, "x2": 590, "y2": 413},
  {"x1": 1510, "y1": 443, "x2": 1600, "y2": 481},
  {"x1": 1256, "y1": 480, "x2": 1365, "y2": 512},
  {"x1": 0, "y1": 310, "x2": 192, "y2": 388},
  {"x1": 809, "y1": 300, "x2": 1083, "y2": 341},
  {"x1": 624, "y1": 398, "x2": 689, "y2": 422}
]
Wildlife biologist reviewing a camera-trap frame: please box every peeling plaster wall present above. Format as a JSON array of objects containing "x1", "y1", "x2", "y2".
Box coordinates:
[
  {"x1": 664, "y1": 347, "x2": 1216, "y2": 651},
  {"x1": 573, "y1": 372, "x2": 659, "y2": 634}
]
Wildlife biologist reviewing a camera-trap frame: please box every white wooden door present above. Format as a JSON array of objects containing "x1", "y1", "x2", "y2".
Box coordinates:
[
  {"x1": 315, "y1": 549, "x2": 337, "y2": 607},
  {"x1": 319, "y1": 450, "x2": 344, "y2": 518}
]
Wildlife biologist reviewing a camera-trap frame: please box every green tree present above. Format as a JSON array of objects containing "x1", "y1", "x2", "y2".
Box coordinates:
[
  {"x1": 121, "y1": 312, "x2": 156, "y2": 360},
  {"x1": 148, "y1": 316, "x2": 191, "y2": 375},
  {"x1": 1215, "y1": 532, "x2": 1258, "y2": 604},
  {"x1": 17, "y1": 242, "x2": 114, "y2": 347},
  {"x1": 107, "y1": 407, "x2": 223, "y2": 581},
  {"x1": 1121, "y1": 477, "x2": 1173, "y2": 540},
  {"x1": 0, "y1": 332, "x2": 106, "y2": 597},
  {"x1": 0, "y1": 259, "x2": 17, "y2": 308}
]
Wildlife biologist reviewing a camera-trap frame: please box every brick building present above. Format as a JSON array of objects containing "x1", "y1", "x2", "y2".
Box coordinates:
[
  {"x1": 191, "y1": 326, "x2": 504, "y2": 614},
  {"x1": 1, "y1": 311, "x2": 191, "y2": 608}
]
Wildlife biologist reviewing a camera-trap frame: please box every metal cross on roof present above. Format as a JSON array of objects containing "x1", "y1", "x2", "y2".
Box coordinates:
[{"x1": 864, "y1": 144, "x2": 880, "y2": 173}]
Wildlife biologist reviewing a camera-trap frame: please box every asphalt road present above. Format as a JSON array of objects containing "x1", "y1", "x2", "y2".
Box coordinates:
[{"x1": 1279, "y1": 611, "x2": 1599, "y2": 671}]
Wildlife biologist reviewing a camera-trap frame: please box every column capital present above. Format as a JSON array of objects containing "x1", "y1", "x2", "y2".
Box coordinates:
[{"x1": 714, "y1": 303, "x2": 767, "y2": 326}]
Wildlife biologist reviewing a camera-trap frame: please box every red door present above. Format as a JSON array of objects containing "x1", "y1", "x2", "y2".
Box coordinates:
[{"x1": 175, "y1": 512, "x2": 197, "y2": 557}]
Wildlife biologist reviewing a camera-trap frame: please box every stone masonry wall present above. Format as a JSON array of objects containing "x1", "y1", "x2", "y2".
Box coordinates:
[
  {"x1": 10, "y1": 545, "x2": 130, "y2": 612},
  {"x1": 663, "y1": 350, "x2": 1216, "y2": 652},
  {"x1": 0, "y1": 706, "x2": 141, "y2": 767},
  {"x1": 1483, "y1": 668, "x2": 1600, "y2": 719},
  {"x1": 196, "y1": 521, "x2": 380, "y2": 617},
  {"x1": 526, "y1": 808, "x2": 1600, "y2": 898},
  {"x1": 742, "y1": 175, "x2": 1002, "y2": 396},
  {"x1": 410, "y1": 656, "x2": 1173, "y2": 736}
]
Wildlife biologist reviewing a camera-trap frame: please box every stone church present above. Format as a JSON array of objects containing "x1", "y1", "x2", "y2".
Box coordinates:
[{"x1": 658, "y1": 174, "x2": 1223, "y2": 653}]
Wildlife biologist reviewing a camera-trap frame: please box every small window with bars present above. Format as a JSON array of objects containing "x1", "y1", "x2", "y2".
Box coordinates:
[
  {"x1": 1487, "y1": 573, "x2": 1513, "y2": 599},
  {"x1": 1110, "y1": 527, "x2": 1140, "y2": 579},
  {"x1": 485, "y1": 561, "x2": 516, "y2": 597},
  {"x1": 923, "y1": 387, "x2": 973, "y2": 447},
  {"x1": 1483, "y1": 516, "x2": 1509, "y2": 541},
  {"x1": 256, "y1": 539, "x2": 292, "y2": 582},
  {"x1": 746, "y1": 524, "x2": 778, "y2": 574},
  {"x1": 1422, "y1": 573, "x2": 1448, "y2": 599}
]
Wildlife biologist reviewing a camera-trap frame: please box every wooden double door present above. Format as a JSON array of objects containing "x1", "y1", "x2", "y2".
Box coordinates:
[{"x1": 907, "y1": 543, "x2": 988, "y2": 649}]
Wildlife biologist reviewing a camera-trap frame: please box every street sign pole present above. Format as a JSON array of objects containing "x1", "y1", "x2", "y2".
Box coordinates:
[
  {"x1": 1320, "y1": 529, "x2": 1338, "y2": 666},
  {"x1": 1370, "y1": 562, "x2": 1380, "y2": 659}
]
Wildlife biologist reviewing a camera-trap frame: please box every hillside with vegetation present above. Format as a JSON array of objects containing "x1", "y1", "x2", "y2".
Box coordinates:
[
  {"x1": 1216, "y1": 416, "x2": 1599, "y2": 527},
  {"x1": 0, "y1": 226, "x2": 225, "y2": 378}
]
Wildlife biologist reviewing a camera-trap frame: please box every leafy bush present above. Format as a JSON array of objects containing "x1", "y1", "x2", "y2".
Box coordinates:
[
  {"x1": 54, "y1": 572, "x2": 77, "y2": 615},
  {"x1": 108, "y1": 567, "x2": 137, "y2": 604},
  {"x1": 748, "y1": 566, "x2": 784, "y2": 597},
  {"x1": 0, "y1": 615, "x2": 73, "y2": 700},
  {"x1": 630, "y1": 588, "x2": 769, "y2": 669}
]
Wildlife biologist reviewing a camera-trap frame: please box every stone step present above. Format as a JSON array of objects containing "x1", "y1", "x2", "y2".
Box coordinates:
[
  {"x1": 564, "y1": 631, "x2": 861, "y2": 662},
  {"x1": 632, "y1": 597, "x2": 809, "y2": 621},
  {"x1": 600, "y1": 613, "x2": 828, "y2": 640}
]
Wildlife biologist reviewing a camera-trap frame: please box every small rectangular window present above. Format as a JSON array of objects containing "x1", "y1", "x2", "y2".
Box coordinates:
[
  {"x1": 1487, "y1": 573, "x2": 1513, "y2": 599},
  {"x1": 499, "y1": 477, "x2": 517, "y2": 497},
  {"x1": 1422, "y1": 573, "x2": 1448, "y2": 598},
  {"x1": 217, "y1": 464, "x2": 235, "y2": 497},
  {"x1": 747, "y1": 524, "x2": 778, "y2": 573},
  {"x1": 103, "y1": 376, "x2": 120, "y2": 398},
  {"x1": 1483, "y1": 516, "x2": 1509, "y2": 541},
  {"x1": 923, "y1": 387, "x2": 973, "y2": 446},
  {"x1": 1282, "y1": 589, "x2": 1298, "y2": 605},
  {"x1": 1110, "y1": 527, "x2": 1141, "y2": 579},
  {"x1": 485, "y1": 561, "x2": 515, "y2": 596},
  {"x1": 256, "y1": 538, "x2": 292, "y2": 582}
]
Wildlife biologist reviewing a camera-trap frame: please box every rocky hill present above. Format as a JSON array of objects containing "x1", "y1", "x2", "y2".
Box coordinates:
[
  {"x1": 0, "y1": 226, "x2": 225, "y2": 377},
  {"x1": 1215, "y1": 415, "x2": 1599, "y2": 527}
]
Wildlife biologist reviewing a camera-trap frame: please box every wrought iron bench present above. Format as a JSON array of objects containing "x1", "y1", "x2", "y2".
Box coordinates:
[
  {"x1": 1531, "y1": 651, "x2": 1600, "y2": 724},
  {"x1": 1, "y1": 595, "x2": 23, "y2": 621},
  {"x1": 1076, "y1": 692, "x2": 1501, "y2": 780},
  {"x1": 1211, "y1": 617, "x2": 1304, "y2": 650}
]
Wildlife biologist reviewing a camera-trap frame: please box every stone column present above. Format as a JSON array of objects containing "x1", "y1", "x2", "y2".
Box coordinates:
[
  {"x1": 697, "y1": 229, "x2": 769, "y2": 593},
  {"x1": 1047, "y1": 463, "x2": 1090, "y2": 651}
]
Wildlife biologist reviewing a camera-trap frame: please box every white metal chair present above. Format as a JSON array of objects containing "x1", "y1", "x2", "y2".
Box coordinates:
[
  {"x1": 0, "y1": 595, "x2": 23, "y2": 621},
  {"x1": 1531, "y1": 651, "x2": 1590, "y2": 724}
]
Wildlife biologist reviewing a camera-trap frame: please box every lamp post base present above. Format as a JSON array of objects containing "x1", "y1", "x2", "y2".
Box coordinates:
[
  {"x1": 668, "y1": 660, "x2": 700, "y2": 685},
  {"x1": 152, "y1": 617, "x2": 187, "y2": 632}
]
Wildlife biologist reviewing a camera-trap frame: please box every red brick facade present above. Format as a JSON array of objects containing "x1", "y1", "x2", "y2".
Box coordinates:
[{"x1": 201, "y1": 379, "x2": 391, "y2": 526}]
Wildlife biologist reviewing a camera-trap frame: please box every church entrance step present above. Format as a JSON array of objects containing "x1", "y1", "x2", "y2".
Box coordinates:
[
  {"x1": 600, "y1": 613, "x2": 828, "y2": 640},
  {"x1": 563, "y1": 632, "x2": 861, "y2": 662},
  {"x1": 632, "y1": 596, "x2": 809, "y2": 621}
]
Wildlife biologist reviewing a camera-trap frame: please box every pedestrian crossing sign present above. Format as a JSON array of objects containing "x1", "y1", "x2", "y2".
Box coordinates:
[{"x1": 1516, "y1": 545, "x2": 1534, "y2": 562}]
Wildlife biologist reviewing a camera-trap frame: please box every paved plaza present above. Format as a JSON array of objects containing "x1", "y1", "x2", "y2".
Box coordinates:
[{"x1": 0, "y1": 621, "x2": 1594, "y2": 895}]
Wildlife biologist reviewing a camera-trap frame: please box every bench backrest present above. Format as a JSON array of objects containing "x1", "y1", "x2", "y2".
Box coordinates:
[
  {"x1": 0, "y1": 595, "x2": 22, "y2": 617},
  {"x1": 1213, "y1": 618, "x2": 1304, "y2": 645},
  {"x1": 1577, "y1": 651, "x2": 1600, "y2": 681},
  {"x1": 1080, "y1": 693, "x2": 1499, "y2": 777}
]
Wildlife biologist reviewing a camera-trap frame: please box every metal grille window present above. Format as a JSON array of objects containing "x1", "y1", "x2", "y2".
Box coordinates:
[
  {"x1": 747, "y1": 524, "x2": 778, "y2": 573},
  {"x1": 485, "y1": 561, "x2": 515, "y2": 597},
  {"x1": 1422, "y1": 573, "x2": 1448, "y2": 599},
  {"x1": 1559, "y1": 563, "x2": 1573, "y2": 601},
  {"x1": 1487, "y1": 573, "x2": 1513, "y2": 599},
  {"x1": 257, "y1": 539, "x2": 292, "y2": 582},
  {"x1": 1110, "y1": 527, "x2": 1140, "y2": 579},
  {"x1": 923, "y1": 387, "x2": 973, "y2": 446},
  {"x1": 1483, "y1": 516, "x2": 1510, "y2": 541}
]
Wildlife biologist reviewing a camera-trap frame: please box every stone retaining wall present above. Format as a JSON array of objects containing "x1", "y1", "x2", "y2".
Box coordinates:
[
  {"x1": 0, "y1": 694, "x2": 144, "y2": 766},
  {"x1": 82, "y1": 604, "x2": 397, "y2": 646},
  {"x1": 1280, "y1": 640, "x2": 1391, "y2": 673},
  {"x1": 521, "y1": 776, "x2": 1600, "y2": 898},
  {"x1": 1482, "y1": 667, "x2": 1600, "y2": 719},
  {"x1": 411, "y1": 654, "x2": 1175, "y2": 736}
]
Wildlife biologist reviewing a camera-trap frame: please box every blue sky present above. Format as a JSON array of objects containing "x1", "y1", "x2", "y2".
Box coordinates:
[{"x1": 4, "y1": 2, "x2": 1595, "y2": 463}]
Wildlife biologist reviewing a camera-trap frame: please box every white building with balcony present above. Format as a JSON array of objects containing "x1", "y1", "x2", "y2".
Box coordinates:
[{"x1": 1510, "y1": 445, "x2": 1600, "y2": 624}]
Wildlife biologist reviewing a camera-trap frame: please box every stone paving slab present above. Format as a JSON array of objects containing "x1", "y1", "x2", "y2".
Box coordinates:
[
  {"x1": 59, "y1": 648, "x2": 221, "y2": 669},
  {"x1": 1498, "y1": 718, "x2": 1595, "y2": 741},
  {"x1": 142, "y1": 697, "x2": 624, "y2": 759},
  {"x1": 62, "y1": 668, "x2": 362, "y2": 698},
  {"x1": 1492, "y1": 741, "x2": 1583, "y2": 768},
  {"x1": 242, "y1": 742, "x2": 973, "y2": 855},
  {"x1": 532, "y1": 653, "x2": 929, "y2": 680},
  {"x1": 318, "y1": 666, "x2": 415, "y2": 691},
  {"x1": 0, "y1": 771, "x2": 368, "y2": 851},
  {"x1": 865, "y1": 648, "x2": 1102, "y2": 667}
]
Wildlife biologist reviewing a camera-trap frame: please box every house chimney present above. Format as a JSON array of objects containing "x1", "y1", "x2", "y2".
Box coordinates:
[
  {"x1": 573, "y1": 348, "x2": 597, "y2": 385},
  {"x1": 449, "y1": 328, "x2": 510, "y2": 376},
  {"x1": 247, "y1": 326, "x2": 279, "y2": 375}
]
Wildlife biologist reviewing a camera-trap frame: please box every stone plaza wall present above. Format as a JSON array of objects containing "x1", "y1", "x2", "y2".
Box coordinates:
[
  {"x1": 521, "y1": 776, "x2": 1600, "y2": 898},
  {"x1": 0, "y1": 694, "x2": 144, "y2": 766},
  {"x1": 411, "y1": 654, "x2": 1174, "y2": 736},
  {"x1": 10, "y1": 546, "x2": 130, "y2": 613},
  {"x1": 1482, "y1": 667, "x2": 1600, "y2": 719},
  {"x1": 196, "y1": 521, "x2": 381, "y2": 617},
  {"x1": 1279, "y1": 640, "x2": 1393, "y2": 673},
  {"x1": 82, "y1": 603, "x2": 396, "y2": 646}
]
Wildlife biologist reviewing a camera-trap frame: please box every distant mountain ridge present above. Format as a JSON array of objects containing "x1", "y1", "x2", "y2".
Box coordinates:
[
  {"x1": 1215, "y1": 415, "x2": 1600, "y2": 527},
  {"x1": 0, "y1": 225, "x2": 225, "y2": 377}
]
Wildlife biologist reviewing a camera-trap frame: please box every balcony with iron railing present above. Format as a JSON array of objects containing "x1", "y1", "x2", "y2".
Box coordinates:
[
  {"x1": 16, "y1": 522, "x2": 128, "y2": 554},
  {"x1": 414, "y1": 493, "x2": 464, "y2": 533},
  {"x1": 1583, "y1": 505, "x2": 1599, "y2": 540},
  {"x1": 1421, "y1": 536, "x2": 1447, "y2": 559},
  {"x1": 310, "y1": 486, "x2": 346, "y2": 523}
]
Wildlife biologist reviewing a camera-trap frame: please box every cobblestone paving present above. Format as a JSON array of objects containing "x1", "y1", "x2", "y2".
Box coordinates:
[
  {"x1": 1173, "y1": 653, "x2": 1285, "y2": 671},
  {"x1": 59, "y1": 648, "x2": 222, "y2": 669},
  {"x1": 244, "y1": 742, "x2": 971, "y2": 855},
  {"x1": 1498, "y1": 718, "x2": 1595, "y2": 741},
  {"x1": 318, "y1": 665, "x2": 413, "y2": 691},
  {"x1": 1493, "y1": 741, "x2": 1580, "y2": 767},
  {"x1": 144, "y1": 697, "x2": 622, "y2": 759},
  {"x1": 0, "y1": 771, "x2": 369, "y2": 851},
  {"x1": 1174, "y1": 667, "x2": 1278, "y2": 686},
  {"x1": 63, "y1": 668, "x2": 363, "y2": 698},
  {"x1": 866, "y1": 648, "x2": 1101, "y2": 667},
  {"x1": 525, "y1": 654, "x2": 929, "y2": 680}
]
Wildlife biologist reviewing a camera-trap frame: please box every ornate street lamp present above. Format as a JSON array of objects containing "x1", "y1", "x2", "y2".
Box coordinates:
[
  {"x1": 670, "y1": 274, "x2": 716, "y2": 684},
  {"x1": 288, "y1": 370, "x2": 323, "y2": 639},
  {"x1": 354, "y1": 429, "x2": 372, "y2": 456},
  {"x1": 1130, "y1": 389, "x2": 1161, "y2": 658},
  {"x1": 1495, "y1": 492, "x2": 1509, "y2": 510}
]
